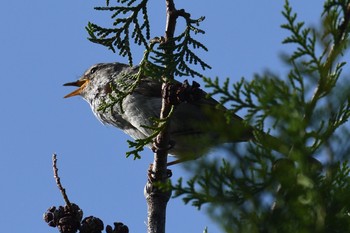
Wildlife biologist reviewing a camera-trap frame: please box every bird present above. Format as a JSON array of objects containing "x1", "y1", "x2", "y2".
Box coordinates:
[{"x1": 63, "y1": 62, "x2": 279, "y2": 162}]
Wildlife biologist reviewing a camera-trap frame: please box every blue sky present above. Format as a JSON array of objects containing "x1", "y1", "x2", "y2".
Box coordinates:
[{"x1": 0, "y1": 1, "x2": 326, "y2": 233}]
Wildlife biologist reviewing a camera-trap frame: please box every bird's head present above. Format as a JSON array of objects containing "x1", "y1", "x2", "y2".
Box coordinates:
[{"x1": 63, "y1": 62, "x2": 132, "y2": 102}]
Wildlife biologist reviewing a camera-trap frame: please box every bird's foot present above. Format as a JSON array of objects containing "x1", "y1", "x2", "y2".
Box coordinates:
[
  {"x1": 162, "y1": 80, "x2": 203, "y2": 105},
  {"x1": 147, "y1": 164, "x2": 172, "y2": 183},
  {"x1": 151, "y1": 140, "x2": 175, "y2": 154}
]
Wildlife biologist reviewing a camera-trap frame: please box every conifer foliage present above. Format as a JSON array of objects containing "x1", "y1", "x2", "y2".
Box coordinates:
[
  {"x1": 173, "y1": 1, "x2": 350, "y2": 232},
  {"x1": 45, "y1": 1, "x2": 350, "y2": 233}
]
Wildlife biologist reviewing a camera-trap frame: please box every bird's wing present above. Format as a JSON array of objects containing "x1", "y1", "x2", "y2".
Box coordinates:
[{"x1": 119, "y1": 77, "x2": 163, "y2": 139}]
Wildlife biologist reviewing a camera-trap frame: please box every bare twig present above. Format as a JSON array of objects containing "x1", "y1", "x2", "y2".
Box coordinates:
[{"x1": 52, "y1": 153, "x2": 72, "y2": 209}]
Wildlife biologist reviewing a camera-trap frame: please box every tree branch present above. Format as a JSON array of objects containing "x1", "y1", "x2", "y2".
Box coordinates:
[
  {"x1": 144, "y1": 1, "x2": 180, "y2": 233},
  {"x1": 52, "y1": 153, "x2": 72, "y2": 209}
]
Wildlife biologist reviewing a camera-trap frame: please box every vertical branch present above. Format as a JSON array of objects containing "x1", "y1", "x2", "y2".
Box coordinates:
[
  {"x1": 144, "y1": 1, "x2": 178, "y2": 233},
  {"x1": 52, "y1": 153, "x2": 72, "y2": 209},
  {"x1": 306, "y1": 3, "x2": 350, "y2": 120},
  {"x1": 152, "y1": 0, "x2": 177, "y2": 182}
]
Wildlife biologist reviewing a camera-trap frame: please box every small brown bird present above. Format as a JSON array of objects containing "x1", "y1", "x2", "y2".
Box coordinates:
[{"x1": 64, "y1": 62, "x2": 276, "y2": 160}]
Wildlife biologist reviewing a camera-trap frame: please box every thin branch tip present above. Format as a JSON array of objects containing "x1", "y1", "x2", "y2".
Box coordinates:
[{"x1": 52, "y1": 153, "x2": 72, "y2": 209}]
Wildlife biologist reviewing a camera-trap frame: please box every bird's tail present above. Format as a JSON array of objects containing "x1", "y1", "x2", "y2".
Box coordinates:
[{"x1": 252, "y1": 130, "x2": 291, "y2": 155}]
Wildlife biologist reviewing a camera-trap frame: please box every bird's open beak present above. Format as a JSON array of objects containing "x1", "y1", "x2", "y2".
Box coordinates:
[{"x1": 63, "y1": 79, "x2": 89, "y2": 98}]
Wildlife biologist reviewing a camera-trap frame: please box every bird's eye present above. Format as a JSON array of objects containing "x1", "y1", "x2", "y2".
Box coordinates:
[{"x1": 90, "y1": 67, "x2": 98, "y2": 74}]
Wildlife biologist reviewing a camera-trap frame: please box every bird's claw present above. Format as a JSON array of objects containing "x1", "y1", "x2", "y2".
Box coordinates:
[
  {"x1": 151, "y1": 140, "x2": 175, "y2": 154},
  {"x1": 147, "y1": 164, "x2": 172, "y2": 183}
]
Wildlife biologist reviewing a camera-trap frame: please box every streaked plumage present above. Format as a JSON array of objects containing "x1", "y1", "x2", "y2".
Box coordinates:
[{"x1": 64, "y1": 62, "x2": 253, "y2": 159}]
